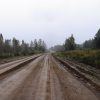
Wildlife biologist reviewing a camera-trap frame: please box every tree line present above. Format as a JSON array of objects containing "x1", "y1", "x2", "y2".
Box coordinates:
[
  {"x1": 50, "y1": 29, "x2": 100, "y2": 51},
  {"x1": 51, "y1": 29, "x2": 100, "y2": 68},
  {"x1": 83, "y1": 29, "x2": 100, "y2": 49},
  {"x1": 0, "y1": 34, "x2": 47, "y2": 58},
  {"x1": 65, "y1": 29, "x2": 100, "y2": 50}
]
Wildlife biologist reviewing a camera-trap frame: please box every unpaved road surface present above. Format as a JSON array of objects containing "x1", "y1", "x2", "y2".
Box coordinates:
[{"x1": 0, "y1": 54, "x2": 99, "y2": 100}]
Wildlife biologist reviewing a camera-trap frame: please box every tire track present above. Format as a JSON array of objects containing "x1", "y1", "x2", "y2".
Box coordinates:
[
  {"x1": 12, "y1": 56, "x2": 45, "y2": 100},
  {"x1": 0, "y1": 55, "x2": 40, "y2": 80},
  {"x1": 34, "y1": 55, "x2": 49, "y2": 100},
  {"x1": 0, "y1": 55, "x2": 44, "y2": 100},
  {"x1": 0, "y1": 54, "x2": 99, "y2": 100},
  {"x1": 51, "y1": 56, "x2": 99, "y2": 100}
]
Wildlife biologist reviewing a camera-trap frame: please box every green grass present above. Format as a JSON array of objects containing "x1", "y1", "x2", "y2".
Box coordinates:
[{"x1": 55, "y1": 50, "x2": 100, "y2": 69}]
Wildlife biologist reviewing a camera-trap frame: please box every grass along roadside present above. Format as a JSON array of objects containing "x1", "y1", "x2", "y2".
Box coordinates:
[{"x1": 54, "y1": 50, "x2": 100, "y2": 69}]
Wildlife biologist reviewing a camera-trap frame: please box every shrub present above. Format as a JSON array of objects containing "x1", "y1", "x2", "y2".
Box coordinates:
[{"x1": 56, "y1": 50, "x2": 100, "y2": 69}]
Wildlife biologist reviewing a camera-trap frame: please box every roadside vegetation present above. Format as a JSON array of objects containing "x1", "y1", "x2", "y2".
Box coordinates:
[
  {"x1": 51, "y1": 29, "x2": 100, "y2": 69},
  {"x1": 55, "y1": 50, "x2": 100, "y2": 69},
  {"x1": 0, "y1": 34, "x2": 47, "y2": 58}
]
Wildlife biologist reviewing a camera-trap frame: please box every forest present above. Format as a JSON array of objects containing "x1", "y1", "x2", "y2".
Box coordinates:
[
  {"x1": 0, "y1": 29, "x2": 100, "y2": 68},
  {"x1": 0, "y1": 34, "x2": 47, "y2": 58},
  {"x1": 51, "y1": 29, "x2": 100, "y2": 68}
]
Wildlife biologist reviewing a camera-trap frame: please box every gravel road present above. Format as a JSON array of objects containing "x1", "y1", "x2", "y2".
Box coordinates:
[{"x1": 0, "y1": 54, "x2": 99, "y2": 100}]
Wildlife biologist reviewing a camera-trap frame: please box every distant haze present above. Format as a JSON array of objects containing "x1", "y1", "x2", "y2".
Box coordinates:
[{"x1": 0, "y1": 0, "x2": 100, "y2": 48}]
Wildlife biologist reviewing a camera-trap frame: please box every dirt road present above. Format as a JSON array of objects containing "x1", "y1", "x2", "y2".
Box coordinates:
[{"x1": 0, "y1": 54, "x2": 99, "y2": 100}]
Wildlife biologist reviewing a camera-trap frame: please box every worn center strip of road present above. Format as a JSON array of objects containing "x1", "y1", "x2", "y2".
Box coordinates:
[{"x1": 35, "y1": 55, "x2": 49, "y2": 100}]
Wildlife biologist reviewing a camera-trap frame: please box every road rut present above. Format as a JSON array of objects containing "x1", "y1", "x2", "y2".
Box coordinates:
[{"x1": 0, "y1": 54, "x2": 99, "y2": 100}]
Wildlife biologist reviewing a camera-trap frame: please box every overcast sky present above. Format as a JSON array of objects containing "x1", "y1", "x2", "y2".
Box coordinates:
[{"x1": 0, "y1": 0, "x2": 100, "y2": 47}]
